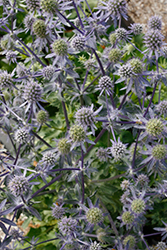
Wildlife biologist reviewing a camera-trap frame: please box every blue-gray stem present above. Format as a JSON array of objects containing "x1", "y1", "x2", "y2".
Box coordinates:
[
  {"x1": 144, "y1": 81, "x2": 158, "y2": 117},
  {"x1": 92, "y1": 48, "x2": 105, "y2": 76},
  {"x1": 31, "y1": 131, "x2": 52, "y2": 148},
  {"x1": 81, "y1": 148, "x2": 85, "y2": 204},
  {"x1": 30, "y1": 174, "x2": 63, "y2": 200},
  {"x1": 14, "y1": 144, "x2": 21, "y2": 165},
  {"x1": 73, "y1": 0, "x2": 84, "y2": 29},
  {"x1": 56, "y1": 10, "x2": 84, "y2": 35}
]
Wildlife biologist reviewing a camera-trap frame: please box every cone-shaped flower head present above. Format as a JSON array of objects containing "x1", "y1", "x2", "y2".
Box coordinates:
[
  {"x1": 23, "y1": 81, "x2": 42, "y2": 102},
  {"x1": 148, "y1": 16, "x2": 162, "y2": 30},
  {"x1": 8, "y1": 176, "x2": 30, "y2": 196},
  {"x1": 129, "y1": 58, "x2": 143, "y2": 74},
  {"x1": 36, "y1": 110, "x2": 49, "y2": 124},
  {"x1": 14, "y1": 128, "x2": 29, "y2": 144},
  {"x1": 40, "y1": 0, "x2": 58, "y2": 13},
  {"x1": 0, "y1": 71, "x2": 13, "y2": 88},
  {"x1": 57, "y1": 138, "x2": 71, "y2": 155},
  {"x1": 107, "y1": 0, "x2": 127, "y2": 20},
  {"x1": 157, "y1": 100, "x2": 167, "y2": 116},
  {"x1": 51, "y1": 203, "x2": 65, "y2": 219},
  {"x1": 123, "y1": 235, "x2": 136, "y2": 249},
  {"x1": 152, "y1": 144, "x2": 167, "y2": 160},
  {"x1": 90, "y1": 241, "x2": 101, "y2": 250},
  {"x1": 118, "y1": 63, "x2": 134, "y2": 78},
  {"x1": 42, "y1": 151, "x2": 57, "y2": 165},
  {"x1": 110, "y1": 138, "x2": 126, "y2": 161},
  {"x1": 42, "y1": 65, "x2": 55, "y2": 79},
  {"x1": 86, "y1": 207, "x2": 103, "y2": 224},
  {"x1": 58, "y1": 216, "x2": 77, "y2": 236},
  {"x1": 115, "y1": 28, "x2": 127, "y2": 41},
  {"x1": 131, "y1": 198, "x2": 145, "y2": 214},
  {"x1": 109, "y1": 33, "x2": 117, "y2": 45},
  {"x1": 26, "y1": 0, "x2": 40, "y2": 11},
  {"x1": 52, "y1": 39, "x2": 68, "y2": 56},
  {"x1": 129, "y1": 23, "x2": 143, "y2": 35},
  {"x1": 98, "y1": 75, "x2": 113, "y2": 95},
  {"x1": 144, "y1": 29, "x2": 163, "y2": 51},
  {"x1": 122, "y1": 211, "x2": 134, "y2": 225},
  {"x1": 71, "y1": 36, "x2": 85, "y2": 51},
  {"x1": 24, "y1": 15, "x2": 35, "y2": 31},
  {"x1": 69, "y1": 124, "x2": 86, "y2": 143},
  {"x1": 108, "y1": 48, "x2": 122, "y2": 63},
  {"x1": 33, "y1": 19, "x2": 47, "y2": 38},
  {"x1": 146, "y1": 118, "x2": 164, "y2": 137}
]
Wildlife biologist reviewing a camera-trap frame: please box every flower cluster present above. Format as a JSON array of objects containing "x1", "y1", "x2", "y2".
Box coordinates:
[{"x1": 0, "y1": 0, "x2": 167, "y2": 249}]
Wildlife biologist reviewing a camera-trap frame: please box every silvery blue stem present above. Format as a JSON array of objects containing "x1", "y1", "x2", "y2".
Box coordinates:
[
  {"x1": 30, "y1": 174, "x2": 63, "y2": 200},
  {"x1": 73, "y1": 0, "x2": 84, "y2": 29},
  {"x1": 81, "y1": 148, "x2": 85, "y2": 204},
  {"x1": 92, "y1": 48, "x2": 105, "y2": 76},
  {"x1": 14, "y1": 144, "x2": 21, "y2": 165},
  {"x1": 144, "y1": 81, "x2": 158, "y2": 117},
  {"x1": 56, "y1": 10, "x2": 84, "y2": 35}
]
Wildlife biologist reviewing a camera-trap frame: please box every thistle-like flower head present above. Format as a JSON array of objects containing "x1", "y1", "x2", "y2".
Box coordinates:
[
  {"x1": 40, "y1": 0, "x2": 58, "y2": 13},
  {"x1": 14, "y1": 127, "x2": 29, "y2": 144},
  {"x1": 26, "y1": 0, "x2": 40, "y2": 11},
  {"x1": 33, "y1": 19, "x2": 47, "y2": 38},
  {"x1": 0, "y1": 70, "x2": 13, "y2": 88},
  {"x1": 86, "y1": 207, "x2": 103, "y2": 224},
  {"x1": 120, "y1": 180, "x2": 130, "y2": 190},
  {"x1": 42, "y1": 65, "x2": 55, "y2": 79},
  {"x1": 110, "y1": 138, "x2": 126, "y2": 161},
  {"x1": 107, "y1": 0, "x2": 128, "y2": 20},
  {"x1": 24, "y1": 14, "x2": 35, "y2": 31},
  {"x1": 10, "y1": 228, "x2": 23, "y2": 240},
  {"x1": 89, "y1": 241, "x2": 101, "y2": 250},
  {"x1": 36, "y1": 110, "x2": 49, "y2": 124},
  {"x1": 129, "y1": 23, "x2": 143, "y2": 35},
  {"x1": 144, "y1": 29, "x2": 163, "y2": 52},
  {"x1": 8, "y1": 175, "x2": 30, "y2": 197},
  {"x1": 129, "y1": 58, "x2": 143, "y2": 75},
  {"x1": 98, "y1": 75, "x2": 113, "y2": 96},
  {"x1": 152, "y1": 144, "x2": 167, "y2": 160},
  {"x1": 148, "y1": 16, "x2": 162, "y2": 30},
  {"x1": 23, "y1": 81, "x2": 42, "y2": 102},
  {"x1": 57, "y1": 138, "x2": 71, "y2": 155},
  {"x1": 58, "y1": 216, "x2": 77, "y2": 236},
  {"x1": 118, "y1": 63, "x2": 134, "y2": 79},
  {"x1": 156, "y1": 100, "x2": 167, "y2": 116},
  {"x1": 136, "y1": 174, "x2": 149, "y2": 187},
  {"x1": 123, "y1": 235, "x2": 136, "y2": 249},
  {"x1": 109, "y1": 33, "x2": 117, "y2": 46},
  {"x1": 52, "y1": 39, "x2": 68, "y2": 56},
  {"x1": 131, "y1": 198, "x2": 146, "y2": 215},
  {"x1": 71, "y1": 35, "x2": 85, "y2": 51},
  {"x1": 96, "y1": 147, "x2": 111, "y2": 162},
  {"x1": 51, "y1": 203, "x2": 65, "y2": 219},
  {"x1": 69, "y1": 124, "x2": 86, "y2": 143},
  {"x1": 80, "y1": 198, "x2": 104, "y2": 230},
  {"x1": 42, "y1": 151, "x2": 57, "y2": 165},
  {"x1": 115, "y1": 28, "x2": 128, "y2": 41},
  {"x1": 75, "y1": 104, "x2": 102, "y2": 135},
  {"x1": 108, "y1": 48, "x2": 122, "y2": 63},
  {"x1": 121, "y1": 211, "x2": 135, "y2": 225},
  {"x1": 146, "y1": 118, "x2": 164, "y2": 137},
  {"x1": 6, "y1": 50, "x2": 17, "y2": 63}
]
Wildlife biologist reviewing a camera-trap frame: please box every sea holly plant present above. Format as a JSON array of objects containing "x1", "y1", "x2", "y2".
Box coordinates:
[{"x1": 1, "y1": 0, "x2": 167, "y2": 249}]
